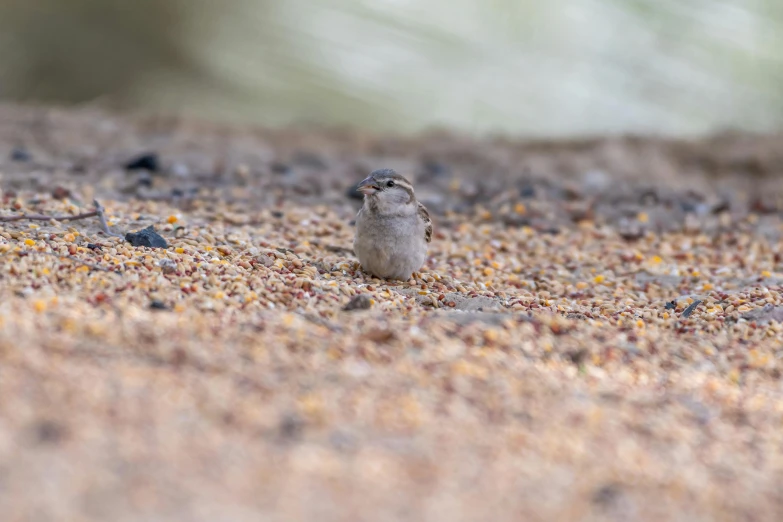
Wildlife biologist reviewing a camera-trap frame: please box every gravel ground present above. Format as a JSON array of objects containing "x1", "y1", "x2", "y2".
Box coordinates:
[{"x1": 2, "y1": 105, "x2": 783, "y2": 521}]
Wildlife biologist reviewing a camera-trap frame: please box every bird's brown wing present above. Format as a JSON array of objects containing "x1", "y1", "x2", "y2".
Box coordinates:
[{"x1": 418, "y1": 202, "x2": 432, "y2": 243}]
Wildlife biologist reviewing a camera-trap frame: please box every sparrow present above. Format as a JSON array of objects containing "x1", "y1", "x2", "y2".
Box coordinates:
[{"x1": 353, "y1": 169, "x2": 432, "y2": 281}]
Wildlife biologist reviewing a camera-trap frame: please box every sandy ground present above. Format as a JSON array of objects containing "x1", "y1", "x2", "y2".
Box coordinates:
[{"x1": 2, "y1": 105, "x2": 783, "y2": 521}]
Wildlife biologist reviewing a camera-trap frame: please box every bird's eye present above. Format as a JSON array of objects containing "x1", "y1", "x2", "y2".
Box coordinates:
[{"x1": 386, "y1": 180, "x2": 395, "y2": 188}]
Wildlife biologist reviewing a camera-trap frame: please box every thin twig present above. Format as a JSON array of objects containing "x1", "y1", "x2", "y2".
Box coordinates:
[
  {"x1": 0, "y1": 210, "x2": 98, "y2": 223},
  {"x1": 92, "y1": 199, "x2": 124, "y2": 238},
  {"x1": 0, "y1": 199, "x2": 123, "y2": 238}
]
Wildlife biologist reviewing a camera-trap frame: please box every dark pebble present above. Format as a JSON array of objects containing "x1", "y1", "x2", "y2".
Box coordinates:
[
  {"x1": 566, "y1": 348, "x2": 588, "y2": 365},
  {"x1": 278, "y1": 412, "x2": 305, "y2": 441},
  {"x1": 11, "y1": 147, "x2": 31, "y2": 162},
  {"x1": 31, "y1": 419, "x2": 67, "y2": 445},
  {"x1": 519, "y1": 183, "x2": 536, "y2": 198},
  {"x1": 270, "y1": 162, "x2": 291, "y2": 175},
  {"x1": 711, "y1": 199, "x2": 730, "y2": 214},
  {"x1": 592, "y1": 483, "x2": 623, "y2": 508},
  {"x1": 665, "y1": 300, "x2": 677, "y2": 310},
  {"x1": 501, "y1": 215, "x2": 531, "y2": 227},
  {"x1": 86, "y1": 243, "x2": 101, "y2": 251},
  {"x1": 170, "y1": 187, "x2": 198, "y2": 198},
  {"x1": 271, "y1": 210, "x2": 284, "y2": 218},
  {"x1": 124, "y1": 152, "x2": 160, "y2": 172},
  {"x1": 680, "y1": 200, "x2": 698, "y2": 213},
  {"x1": 536, "y1": 225, "x2": 561, "y2": 235},
  {"x1": 137, "y1": 172, "x2": 154, "y2": 188},
  {"x1": 51, "y1": 186, "x2": 71, "y2": 200},
  {"x1": 125, "y1": 226, "x2": 168, "y2": 248},
  {"x1": 343, "y1": 294, "x2": 372, "y2": 311},
  {"x1": 619, "y1": 229, "x2": 644, "y2": 241},
  {"x1": 150, "y1": 300, "x2": 168, "y2": 310},
  {"x1": 681, "y1": 299, "x2": 702, "y2": 318},
  {"x1": 420, "y1": 160, "x2": 451, "y2": 180},
  {"x1": 638, "y1": 189, "x2": 659, "y2": 206}
]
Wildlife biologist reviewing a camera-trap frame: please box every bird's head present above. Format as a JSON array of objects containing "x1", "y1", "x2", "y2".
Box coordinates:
[{"x1": 356, "y1": 169, "x2": 416, "y2": 213}]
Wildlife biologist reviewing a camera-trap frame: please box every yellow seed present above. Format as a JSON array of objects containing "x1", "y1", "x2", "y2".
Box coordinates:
[
  {"x1": 33, "y1": 300, "x2": 46, "y2": 313},
  {"x1": 762, "y1": 271, "x2": 772, "y2": 278},
  {"x1": 637, "y1": 212, "x2": 648, "y2": 223},
  {"x1": 167, "y1": 215, "x2": 178, "y2": 224},
  {"x1": 174, "y1": 303, "x2": 185, "y2": 313},
  {"x1": 42, "y1": 268, "x2": 50, "y2": 275},
  {"x1": 63, "y1": 233, "x2": 75, "y2": 242},
  {"x1": 703, "y1": 283, "x2": 713, "y2": 291},
  {"x1": 651, "y1": 255, "x2": 662, "y2": 264},
  {"x1": 483, "y1": 267, "x2": 494, "y2": 277},
  {"x1": 594, "y1": 275, "x2": 605, "y2": 284},
  {"x1": 636, "y1": 319, "x2": 644, "y2": 328},
  {"x1": 214, "y1": 291, "x2": 225, "y2": 299},
  {"x1": 484, "y1": 329, "x2": 499, "y2": 342},
  {"x1": 297, "y1": 394, "x2": 324, "y2": 419},
  {"x1": 515, "y1": 203, "x2": 526, "y2": 215},
  {"x1": 175, "y1": 247, "x2": 184, "y2": 254},
  {"x1": 205, "y1": 246, "x2": 213, "y2": 251},
  {"x1": 576, "y1": 282, "x2": 588, "y2": 290},
  {"x1": 61, "y1": 317, "x2": 76, "y2": 333},
  {"x1": 24, "y1": 239, "x2": 35, "y2": 246},
  {"x1": 28, "y1": 224, "x2": 39, "y2": 229},
  {"x1": 663, "y1": 312, "x2": 669, "y2": 319}
]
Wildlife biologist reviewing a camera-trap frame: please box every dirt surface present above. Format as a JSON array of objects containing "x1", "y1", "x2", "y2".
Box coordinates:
[{"x1": 2, "y1": 104, "x2": 783, "y2": 521}]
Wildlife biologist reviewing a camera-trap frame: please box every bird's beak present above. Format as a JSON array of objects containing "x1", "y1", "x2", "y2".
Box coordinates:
[{"x1": 356, "y1": 176, "x2": 380, "y2": 195}]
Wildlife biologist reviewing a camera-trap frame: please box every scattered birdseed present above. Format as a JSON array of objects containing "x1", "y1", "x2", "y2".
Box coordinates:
[{"x1": 1, "y1": 107, "x2": 783, "y2": 522}]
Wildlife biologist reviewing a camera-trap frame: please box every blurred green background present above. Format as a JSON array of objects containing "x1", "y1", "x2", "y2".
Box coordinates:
[{"x1": 1, "y1": 0, "x2": 782, "y2": 137}]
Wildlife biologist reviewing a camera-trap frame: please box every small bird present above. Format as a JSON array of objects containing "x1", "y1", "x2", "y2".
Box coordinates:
[{"x1": 353, "y1": 169, "x2": 432, "y2": 281}]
